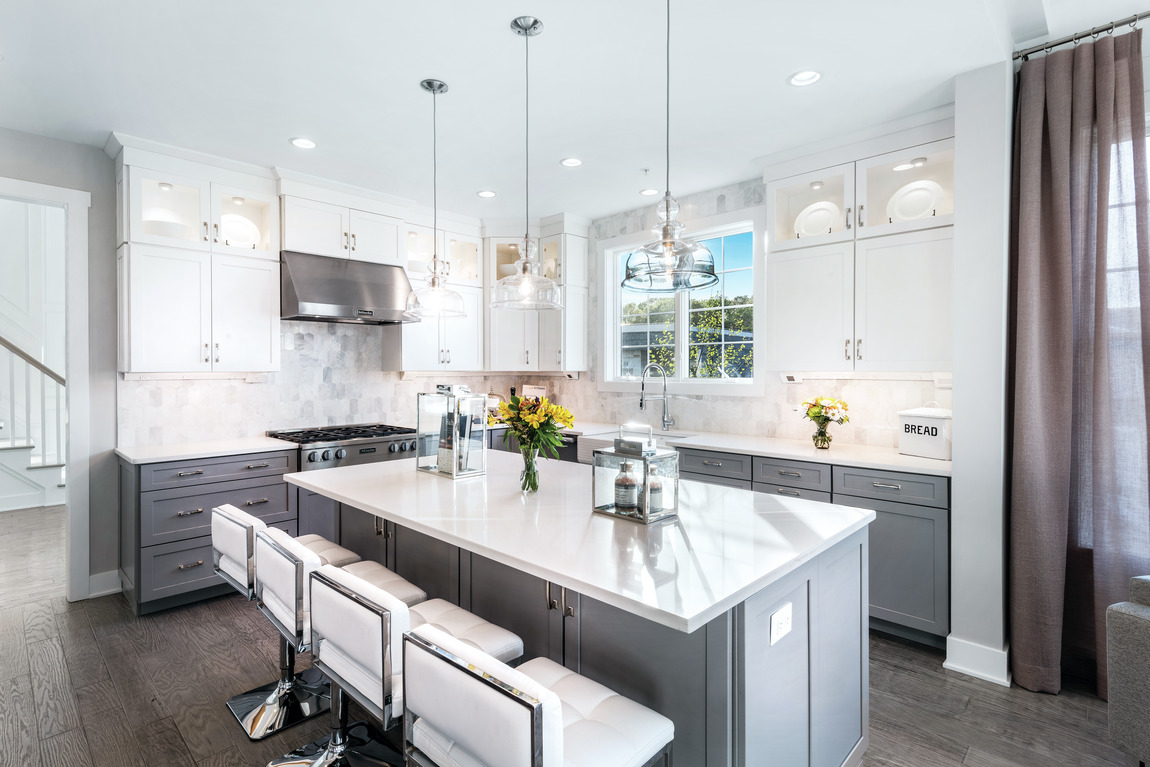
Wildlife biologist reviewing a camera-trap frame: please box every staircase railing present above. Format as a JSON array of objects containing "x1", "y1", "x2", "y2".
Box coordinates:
[{"x1": 0, "y1": 335, "x2": 66, "y2": 468}]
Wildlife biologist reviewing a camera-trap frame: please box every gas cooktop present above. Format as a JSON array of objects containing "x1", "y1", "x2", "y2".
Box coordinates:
[{"x1": 267, "y1": 423, "x2": 416, "y2": 445}]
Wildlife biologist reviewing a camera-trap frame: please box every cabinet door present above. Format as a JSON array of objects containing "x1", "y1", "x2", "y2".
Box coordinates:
[
  {"x1": 282, "y1": 196, "x2": 348, "y2": 258},
  {"x1": 854, "y1": 228, "x2": 952, "y2": 372},
  {"x1": 128, "y1": 167, "x2": 211, "y2": 250},
  {"x1": 442, "y1": 286, "x2": 483, "y2": 371},
  {"x1": 562, "y1": 234, "x2": 589, "y2": 287},
  {"x1": 401, "y1": 284, "x2": 444, "y2": 371},
  {"x1": 855, "y1": 138, "x2": 954, "y2": 239},
  {"x1": 124, "y1": 245, "x2": 212, "y2": 372},
  {"x1": 402, "y1": 223, "x2": 437, "y2": 278},
  {"x1": 767, "y1": 163, "x2": 855, "y2": 253},
  {"x1": 537, "y1": 287, "x2": 586, "y2": 372},
  {"x1": 299, "y1": 489, "x2": 339, "y2": 541},
  {"x1": 766, "y1": 241, "x2": 854, "y2": 371},
  {"x1": 350, "y1": 209, "x2": 402, "y2": 266},
  {"x1": 488, "y1": 307, "x2": 534, "y2": 370},
  {"x1": 538, "y1": 302, "x2": 562, "y2": 372},
  {"x1": 338, "y1": 504, "x2": 386, "y2": 563},
  {"x1": 467, "y1": 554, "x2": 563, "y2": 665},
  {"x1": 211, "y1": 254, "x2": 280, "y2": 372},
  {"x1": 210, "y1": 184, "x2": 279, "y2": 258},
  {"x1": 445, "y1": 232, "x2": 482, "y2": 286}
]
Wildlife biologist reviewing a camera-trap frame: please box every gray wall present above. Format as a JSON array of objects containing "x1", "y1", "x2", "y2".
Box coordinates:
[{"x1": 0, "y1": 126, "x2": 118, "y2": 578}]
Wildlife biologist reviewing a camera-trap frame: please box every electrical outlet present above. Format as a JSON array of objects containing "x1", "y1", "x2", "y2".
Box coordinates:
[{"x1": 769, "y1": 602, "x2": 792, "y2": 646}]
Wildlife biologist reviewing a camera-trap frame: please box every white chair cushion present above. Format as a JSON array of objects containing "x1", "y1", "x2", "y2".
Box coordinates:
[
  {"x1": 296, "y1": 534, "x2": 362, "y2": 568},
  {"x1": 309, "y1": 564, "x2": 412, "y2": 712},
  {"x1": 405, "y1": 624, "x2": 563, "y2": 767},
  {"x1": 210, "y1": 504, "x2": 267, "y2": 590},
  {"x1": 255, "y1": 528, "x2": 323, "y2": 637},
  {"x1": 410, "y1": 599, "x2": 524, "y2": 663},
  {"x1": 518, "y1": 657, "x2": 674, "y2": 767},
  {"x1": 341, "y1": 560, "x2": 427, "y2": 607}
]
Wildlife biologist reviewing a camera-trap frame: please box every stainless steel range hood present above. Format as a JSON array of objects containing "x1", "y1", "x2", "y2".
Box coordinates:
[{"x1": 280, "y1": 251, "x2": 417, "y2": 324}]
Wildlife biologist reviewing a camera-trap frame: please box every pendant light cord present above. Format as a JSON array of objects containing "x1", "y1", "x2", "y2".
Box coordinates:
[
  {"x1": 665, "y1": 0, "x2": 670, "y2": 196},
  {"x1": 433, "y1": 89, "x2": 438, "y2": 248},
  {"x1": 524, "y1": 30, "x2": 531, "y2": 240}
]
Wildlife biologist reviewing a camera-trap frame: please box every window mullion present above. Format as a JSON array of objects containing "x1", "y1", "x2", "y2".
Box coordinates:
[{"x1": 675, "y1": 290, "x2": 688, "y2": 381}]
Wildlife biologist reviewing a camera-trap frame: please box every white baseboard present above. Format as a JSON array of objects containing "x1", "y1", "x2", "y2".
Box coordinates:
[
  {"x1": 944, "y1": 636, "x2": 1011, "y2": 687},
  {"x1": 88, "y1": 570, "x2": 122, "y2": 598}
]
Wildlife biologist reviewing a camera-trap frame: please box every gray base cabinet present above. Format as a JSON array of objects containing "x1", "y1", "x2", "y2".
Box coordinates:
[
  {"x1": 118, "y1": 450, "x2": 298, "y2": 615},
  {"x1": 299, "y1": 489, "x2": 340, "y2": 540}
]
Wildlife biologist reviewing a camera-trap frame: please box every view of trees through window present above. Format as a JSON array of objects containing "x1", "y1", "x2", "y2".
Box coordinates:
[{"x1": 619, "y1": 230, "x2": 754, "y2": 380}]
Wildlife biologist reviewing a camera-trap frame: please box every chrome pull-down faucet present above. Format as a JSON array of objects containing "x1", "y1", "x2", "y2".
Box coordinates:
[{"x1": 639, "y1": 362, "x2": 675, "y2": 432}]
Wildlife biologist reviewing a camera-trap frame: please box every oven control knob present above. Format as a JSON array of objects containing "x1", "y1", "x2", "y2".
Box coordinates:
[
  {"x1": 307, "y1": 451, "x2": 318, "y2": 463},
  {"x1": 335, "y1": 449, "x2": 347, "y2": 459},
  {"x1": 409, "y1": 441, "x2": 418, "y2": 452},
  {"x1": 321, "y1": 450, "x2": 332, "y2": 461},
  {"x1": 399, "y1": 442, "x2": 409, "y2": 452},
  {"x1": 389, "y1": 443, "x2": 399, "y2": 453}
]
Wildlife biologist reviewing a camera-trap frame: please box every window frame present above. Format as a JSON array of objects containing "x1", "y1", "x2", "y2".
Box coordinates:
[{"x1": 598, "y1": 207, "x2": 767, "y2": 397}]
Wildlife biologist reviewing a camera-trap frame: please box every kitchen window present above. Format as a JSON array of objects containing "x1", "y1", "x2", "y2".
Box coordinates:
[{"x1": 609, "y1": 223, "x2": 758, "y2": 388}]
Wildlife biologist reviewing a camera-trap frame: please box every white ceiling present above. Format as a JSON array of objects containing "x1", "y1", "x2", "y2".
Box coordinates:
[{"x1": 0, "y1": 0, "x2": 1146, "y2": 222}]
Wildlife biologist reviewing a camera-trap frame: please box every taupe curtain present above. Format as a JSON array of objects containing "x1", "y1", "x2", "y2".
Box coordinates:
[{"x1": 1011, "y1": 28, "x2": 1150, "y2": 697}]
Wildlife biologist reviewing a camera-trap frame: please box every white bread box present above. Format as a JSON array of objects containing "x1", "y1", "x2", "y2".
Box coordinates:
[{"x1": 897, "y1": 406, "x2": 952, "y2": 460}]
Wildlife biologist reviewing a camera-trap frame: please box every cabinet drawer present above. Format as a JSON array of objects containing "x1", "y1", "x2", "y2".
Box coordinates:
[
  {"x1": 141, "y1": 476, "x2": 295, "y2": 547},
  {"x1": 753, "y1": 482, "x2": 832, "y2": 504},
  {"x1": 139, "y1": 521, "x2": 297, "y2": 604},
  {"x1": 680, "y1": 470, "x2": 752, "y2": 491},
  {"x1": 753, "y1": 457, "x2": 831, "y2": 492},
  {"x1": 832, "y1": 466, "x2": 948, "y2": 509},
  {"x1": 677, "y1": 449, "x2": 752, "y2": 481},
  {"x1": 139, "y1": 450, "x2": 297, "y2": 492}
]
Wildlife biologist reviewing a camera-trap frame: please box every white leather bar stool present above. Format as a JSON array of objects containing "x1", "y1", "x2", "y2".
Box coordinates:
[
  {"x1": 268, "y1": 564, "x2": 524, "y2": 767},
  {"x1": 403, "y1": 623, "x2": 674, "y2": 767}
]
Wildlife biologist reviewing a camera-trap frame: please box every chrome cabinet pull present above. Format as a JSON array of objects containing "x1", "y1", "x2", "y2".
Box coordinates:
[
  {"x1": 561, "y1": 587, "x2": 576, "y2": 617},
  {"x1": 204, "y1": 342, "x2": 210, "y2": 363},
  {"x1": 214, "y1": 342, "x2": 220, "y2": 363},
  {"x1": 526, "y1": 349, "x2": 530, "y2": 365},
  {"x1": 778, "y1": 470, "x2": 802, "y2": 478},
  {"x1": 446, "y1": 349, "x2": 451, "y2": 364},
  {"x1": 845, "y1": 207, "x2": 852, "y2": 230},
  {"x1": 856, "y1": 338, "x2": 862, "y2": 360},
  {"x1": 556, "y1": 349, "x2": 561, "y2": 366},
  {"x1": 245, "y1": 498, "x2": 270, "y2": 506},
  {"x1": 177, "y1": 560, "x2": 204, "y2": 570},
  {"x1": 873, "y1": 481, "x2": 901, "y2": 491},
  {"x1": 343, "y1": 232, "x2": 350, "y2": 250},
  {"x1": 374, "y1": 517, "x2": 385, "y2": 536},
  {"x1": 176, "y1": 508, "x2": 204, "y2": 517},
  {"x1": 546, "y1": 582, "x2": 559, "y2": 611},
  {"x1": 244, "y1": 463, "x2": 269, "y2": 470},
  {"x1": 844, "y1": 339, "x2": 852, "y2": 360},
  {"x1": 351, "y1": 233, "x2": 357, "y2": 251},
  {"x1": 778, "y1": 488, "x2": 800, "y2": 497},
  {"x1": 202, "y1": 221, "x2": 209, "y2": 241},
  {"x1": 702, "y1": 459, "x2": 723, "y2": 467},
  {"x1": 213, "y1": 222, "x2": 219, "y2": 243},
  {"x1": 857, "y1": 204, "x2": 865, "y2": 227},
  {"x1": 176, "y1": 469, "x2": 204, "y2": 477}
]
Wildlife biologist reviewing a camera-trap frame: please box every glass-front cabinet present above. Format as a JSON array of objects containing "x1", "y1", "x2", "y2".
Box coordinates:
[
  {"x1": 210, "y1": 184, "x2": 277, "y2": 256},
  {"x1": 767, "y1": 163, "x2": 854, "y2": 252},
  {"x1": 404, "y1": 225, "x2": 482, "y2": 286},
  {"x1": 855, "y1": 138, "x2": 954, "y2": 238}
]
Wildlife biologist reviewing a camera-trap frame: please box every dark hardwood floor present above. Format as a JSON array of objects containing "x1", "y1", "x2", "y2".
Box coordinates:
[{"x1": 0, "y1": 505, "x2": 1135, "y2": 767}]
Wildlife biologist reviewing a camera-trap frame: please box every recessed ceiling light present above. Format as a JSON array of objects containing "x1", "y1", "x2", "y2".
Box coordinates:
[
  {"x1": 640, "y1": 189, "x2": 661, "y2": 196},
  {"x1": 786, "y1": 70, "x2": 822, "y2": 87},
  {"x1": 157, "y1": 182, "x2": 173, "y2": 192},
  {"x1": 290, "y1": 137, "x2": 317, "y2": 149},
  {"x1": 476, "y1": 190, "x2": 497, "y2": 198},
  {"x1": 560, "y1": 158, "x2": 582, "y2": 167},
  {"x1": 232, "y1": 197, "x2": 245, "y2": 206},
  {"x1": 810, "y1": 181, "x2": 823, "y2": 190}
]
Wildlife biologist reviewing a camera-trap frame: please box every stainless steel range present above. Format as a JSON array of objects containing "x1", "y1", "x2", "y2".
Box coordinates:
[{"x1": 267, "y1": 423, "x2": 418, "y2": 470}]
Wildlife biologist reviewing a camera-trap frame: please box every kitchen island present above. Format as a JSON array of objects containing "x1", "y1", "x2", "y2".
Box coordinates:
[{"x1": 286, "y1": 450, "x2": 875, "y2": 767}]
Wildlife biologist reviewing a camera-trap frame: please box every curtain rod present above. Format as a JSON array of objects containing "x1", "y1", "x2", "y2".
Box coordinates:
[{"x1": 1014, "y1": 10, "x2": 1150, "y2": 60}]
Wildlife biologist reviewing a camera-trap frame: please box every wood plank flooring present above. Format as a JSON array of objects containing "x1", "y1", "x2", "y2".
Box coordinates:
[{"x1": 0, "y1": 505, "x2": 1136, "y2": 767}]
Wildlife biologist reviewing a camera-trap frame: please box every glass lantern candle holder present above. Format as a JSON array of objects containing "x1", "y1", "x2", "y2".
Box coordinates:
[
  {"x1": 592, "y1": 445, "x2": 679, "y2": 524},
  {"x1": 415, "y1": 385, "x2": 488, "y2": 479}
]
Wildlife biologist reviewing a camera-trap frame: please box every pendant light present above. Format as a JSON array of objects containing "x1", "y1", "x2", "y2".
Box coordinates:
[
  {"x1": 621, "y1": 0, "x2": 718, "y2": 293},
  {"x1": 490, "y1": 16, "x2": 563, "y2": 311},
  {"x1": 406, "y1": 79, "x2": 466, "y2": 319}
]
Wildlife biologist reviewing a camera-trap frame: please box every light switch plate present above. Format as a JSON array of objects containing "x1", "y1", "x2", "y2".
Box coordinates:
[{"x1": 770, "y1": 602, "x2": 792, "y2": 646}]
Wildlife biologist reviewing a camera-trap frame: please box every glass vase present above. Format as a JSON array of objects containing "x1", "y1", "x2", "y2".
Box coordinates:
[
  {"x1": 520, "y1": 446, "x2": 541, "y2": 493},
  {"x1": 812, "y1": 423, "x2": 832, "y2": 449}
]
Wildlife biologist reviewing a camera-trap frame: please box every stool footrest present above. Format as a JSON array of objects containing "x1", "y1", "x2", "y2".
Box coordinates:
[{"x1": 267, "y1": 721, "x2": 402, "y2": 767}]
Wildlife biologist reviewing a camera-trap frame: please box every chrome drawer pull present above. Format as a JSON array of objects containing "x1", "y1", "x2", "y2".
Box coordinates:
[
  {"x1": 778, "y1": 470, "x2": 802, "y2": 478},
  {"x1": 176, "y1": 508, "x2": 204, "y2": 517},
  {"x1": 873, "y1": 481, "x2": 902, "y2": 490},
  {"x1": 778, "y1": 488, "x2": 800, "y2": 497},
  {"x1": 702, "y1": 460, "x2": 723, "y2": 467},
  {"x1": 245, "y1": 498, "x2": 270, "y2": 506},
  {"x1": 176, "y1": 469, "x2": 204, "y2": 477},
  {"x1": 177, "y1": 560, "x2": 204, "y2": 570},
  {"x1": 244, "y1": 463, "x2": 270, "y2": 470}
]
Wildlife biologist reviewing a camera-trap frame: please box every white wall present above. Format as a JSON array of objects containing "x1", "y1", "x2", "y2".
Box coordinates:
[
  {"x1": 0, "y1": 126, "x2": 117, "y2": 579},
  {"x1": 945, "y1": 60, "x2": 1014, "y2": 686}
]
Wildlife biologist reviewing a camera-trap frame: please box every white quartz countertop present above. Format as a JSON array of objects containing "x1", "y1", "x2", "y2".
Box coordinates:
[
  {"x1": 115, "y1": 437, "x2": 297, "y2": 465},
  {"x1": 285, "y1": 451, "x2": 875, "y2": 633}
]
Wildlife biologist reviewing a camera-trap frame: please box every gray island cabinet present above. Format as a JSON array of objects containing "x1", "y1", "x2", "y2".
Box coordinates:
[{"x1": 289, "y1": 451, "x2": 874, "y2": 767}]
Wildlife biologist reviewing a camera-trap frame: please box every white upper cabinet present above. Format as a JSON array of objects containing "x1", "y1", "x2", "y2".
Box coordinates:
[
  {"x1": 210, "y1": 185, "x2": 279, "y2": 257},
  {"x1": 405, "y1": 225, "x2": 482, "y2": 286},
  {"x1": 399, "y1": 284, "x2": 483, "y2": 371},
  {"x1": 855, "y1": 139, "x2": 954, "y2": 239},
  {"x1": 348, "y1": 209, "x2": 401, "y2": 266},
  {"x1": 282, "y1": 196, "x2": 348, "y2": 257},
  {"x1": 540, "y1": 233, "x2": 589, "y2": 287},
  {"x1": 211, "y1": 253, "x2": 281, "y2": 372},
  {"x1": 402, "y1": 223, "x2": 436, "y2": 277},
  {"x1": 767, "y1": 163, "x2": 855, "y2": 253},
  {"x1": 766, "y1": 241, "x2": 855, "y2": 373},
  {"x1": 488, "y1": 307, "x2": 538, "y2": 371},
  {"x1": 538, "y1": 285, "x2": 589, "y2": 372}
]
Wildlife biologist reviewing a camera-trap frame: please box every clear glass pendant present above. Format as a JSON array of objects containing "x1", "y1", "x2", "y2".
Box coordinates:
[
  {"x1": 621, "y1": 192, "x2": 718, "y2": 293},
  {"x1": 406, "y1": 255, "x2": 465, "y2": 318},
  {"x1": 491, "y1": 234, "x2": 562, "y2": 310}
]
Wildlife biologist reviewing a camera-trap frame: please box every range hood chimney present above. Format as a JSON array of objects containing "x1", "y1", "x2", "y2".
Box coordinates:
[{"x1": 280, "y1": 251, "x2": 417, "y2": 325}]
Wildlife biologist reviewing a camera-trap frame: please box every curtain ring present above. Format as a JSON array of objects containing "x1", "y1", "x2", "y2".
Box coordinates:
[
  {"x1": 1093, "y1": 26, "x2": 1101, "y2": 38},
  {"x1": 1132, "y1": 17, "x2": 1139, "y2": 29},
  {"x1": 1107, "y1": 22, "x2": 1115, "y2": 34},
  {"x1": 1045, "y1": 43, "x2": 1053, "y2": 54}
]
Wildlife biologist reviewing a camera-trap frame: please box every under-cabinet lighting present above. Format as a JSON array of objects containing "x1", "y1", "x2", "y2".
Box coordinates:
[
  {"x1": 787, "y1": 70, "x2": 822, "y2": 87},
  {"x1": 290, "y1": 137, "x2": 317, "y2": 149}
]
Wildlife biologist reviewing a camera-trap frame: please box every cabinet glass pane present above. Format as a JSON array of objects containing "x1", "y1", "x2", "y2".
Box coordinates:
[
  {"x1": 406, "y1": 227, "x2": 436, "y2": 274},
  {"x1": 447, "y1": 235, "x2": 480, "y2": 283},
  {"x1": 217, "y1": 192, "x2": 272, "y2": 251},
  {"x1": 541, "y1": 237, "x2": 559, "y2": 280},
  {"x1": 494, "y1": 241, "x2": 522, "y2": 277},
  {"x1": 863, "y1": 145, "x2": 954, "y2": 228},
  {"x1": 140, "y1": 177, "x2": 202, "y2": 244},
  {"x1": 772, "y1": 171, "x2": 848, "y2": 246}
]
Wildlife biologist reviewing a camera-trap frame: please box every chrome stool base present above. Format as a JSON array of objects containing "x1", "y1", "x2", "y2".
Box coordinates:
[
  {"x1": 266, "y1": 722, "x2": 401, "y2": 767},
  {"x1": 227, "y1": 637, "x2": 330, "y2": 740}
]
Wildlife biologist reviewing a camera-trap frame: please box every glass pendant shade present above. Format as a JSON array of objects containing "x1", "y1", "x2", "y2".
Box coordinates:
[{"x1": 622, "y1": 193, "x2": 718, "y2": 292}]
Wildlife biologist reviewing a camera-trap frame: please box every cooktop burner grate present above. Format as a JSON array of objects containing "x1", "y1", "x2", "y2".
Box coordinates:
[{"x1": 268, "y1": 424, "x2": 416, "y2": 444}]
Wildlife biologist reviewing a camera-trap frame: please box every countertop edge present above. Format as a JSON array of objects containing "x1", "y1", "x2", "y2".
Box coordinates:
[{"x1": 115, "y1": 437, "x2": 297, "y2": 465}]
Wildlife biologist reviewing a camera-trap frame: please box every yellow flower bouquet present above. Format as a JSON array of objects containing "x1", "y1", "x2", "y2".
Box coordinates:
[
  {"x1": 800, "y1": 396, "x2": 849, "y2": 449},
  {"x1": 489, "y1": 396, "x2": 575, "y2": 492}
]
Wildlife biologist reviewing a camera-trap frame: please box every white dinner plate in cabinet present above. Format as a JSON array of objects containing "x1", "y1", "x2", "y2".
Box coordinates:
[
  {"x1": 219, "y1": 213, "x2": 262, "y2": 249},
  {"x1": 886, "y1": 180, "x2": 943, "y2": 223},
  {"x1": 793, "y1": 201, "x2": 841, "y2": 238}
]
